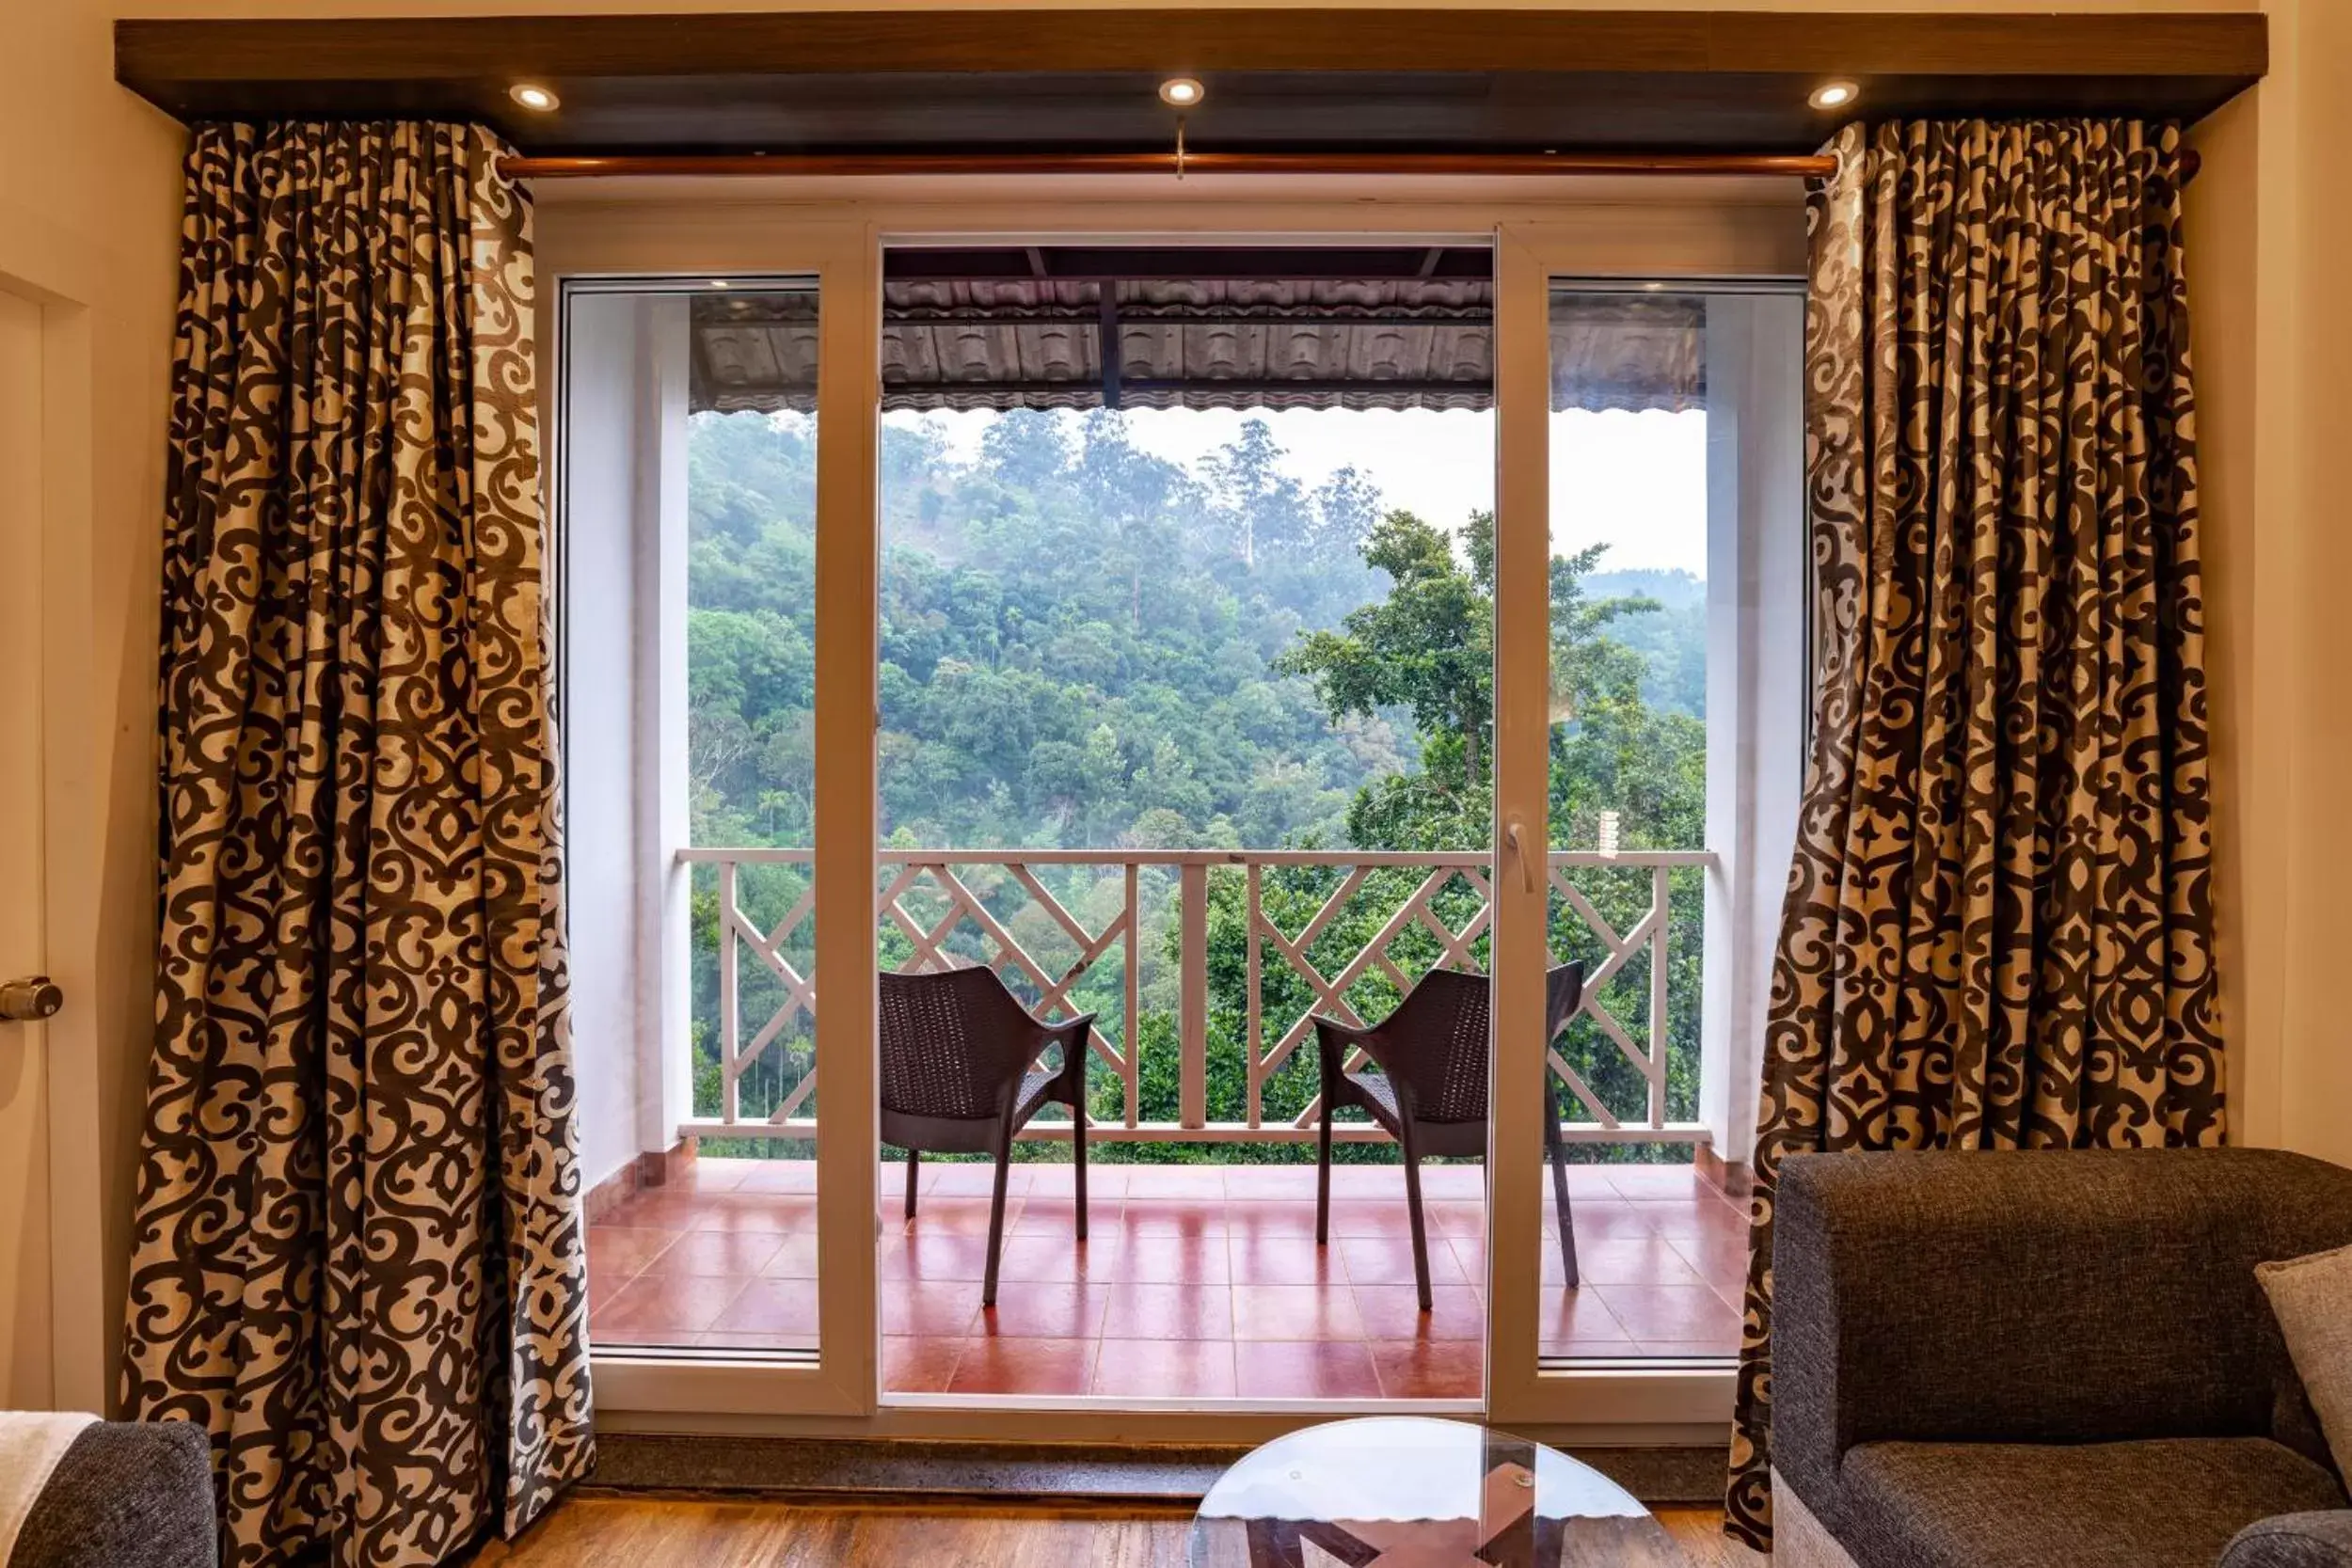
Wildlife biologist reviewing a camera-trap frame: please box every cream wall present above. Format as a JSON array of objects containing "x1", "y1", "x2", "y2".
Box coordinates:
[
  {"x1": 2188, "y1": 0, "x2": 2352, "y2": 1168},
  {"x1": 2276, "y1": 0, "x2": 2352, "y2": 1167},
  {"x1": 0, "y1": 0, "x2": 2335, "y2": 1412}
]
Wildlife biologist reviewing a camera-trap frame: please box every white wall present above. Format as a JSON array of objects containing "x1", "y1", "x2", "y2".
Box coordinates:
[
  {"x1": 1697, "y1": 291, "x2": 1806, "y2": 1167},
  {"x1": 563, "y1": 295, "x2": 650, "y2": 1195},
  {"x1": 563, "y1": 290, "x2": 699, "y2": 1195}
]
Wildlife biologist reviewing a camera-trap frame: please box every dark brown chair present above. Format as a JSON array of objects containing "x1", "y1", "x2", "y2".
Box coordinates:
[
  {"x1": 880, "y1": 966, "x2": 1093, "y2": 1307},
  {"x1": 1313, "y1": 962, "x2": 1587, "y2": 1309}
]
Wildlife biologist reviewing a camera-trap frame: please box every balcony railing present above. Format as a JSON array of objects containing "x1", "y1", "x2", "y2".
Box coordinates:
[{"x1": 675, "y1": 847, "x2": 1717, "y2": 1148}]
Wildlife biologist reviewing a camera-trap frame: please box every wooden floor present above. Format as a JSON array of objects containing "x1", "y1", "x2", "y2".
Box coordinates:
[{"x1": 472, "y1": 1491, "x2": 1768, "y2": 1567}]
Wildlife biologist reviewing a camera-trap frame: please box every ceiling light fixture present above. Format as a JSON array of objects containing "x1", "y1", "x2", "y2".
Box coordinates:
[
  {"x1": 509, "y1": 83, "x2": 561, "y2": 112},
  {"x1": 1808, "y1": 80, "x2": 1859, "y2": 111},
  {"x1": 1159, "y1": 77, "x2": 1205, "y2": 108}
]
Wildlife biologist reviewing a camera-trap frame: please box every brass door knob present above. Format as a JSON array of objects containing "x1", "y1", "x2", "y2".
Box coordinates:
[{"x1": 0, "y1": 976, "x2": 62, "y2": 1022}]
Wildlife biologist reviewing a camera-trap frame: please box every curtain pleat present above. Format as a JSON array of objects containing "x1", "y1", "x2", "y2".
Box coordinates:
[
  {"x1": 1723, "y1": 119, "x2": 2221, "y2": 1551},
  {"x1": 123, "y1": 121, "x2": 593, "y2": 1568}
]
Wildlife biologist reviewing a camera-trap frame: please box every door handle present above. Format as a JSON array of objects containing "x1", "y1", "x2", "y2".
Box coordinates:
[
  {"x1": 0, "y1": 976, "x2": 62, "y2": 1022},
  {"x1": 1502, "y1": 820, "x2": 1539, "y2": 896}
]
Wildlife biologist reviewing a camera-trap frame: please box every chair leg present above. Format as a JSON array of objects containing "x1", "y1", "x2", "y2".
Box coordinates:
[
  {"x1": 1071, "y1": 1101, "x2": 1089, "y2": 1243},
  {"x1": 1545, "y1": 1101, "x2": 1579, "y2": 1290},
  {"x1": 1316, "y1": 1097, "x2": 1334, "y2": 1246},
  {"x1": 904, "y1": 1148, "x2": 920, "y2": 1221},
  {"x1": 1400, "y1": 1123, "x2": 1433, "y2": 1312},
  {"x1": 982, "y1": 1126, "x2": 1014, "y2": 1309}
]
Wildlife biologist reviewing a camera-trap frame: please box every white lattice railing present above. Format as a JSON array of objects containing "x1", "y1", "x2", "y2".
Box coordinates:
[{"x1": 675, "y1": 847, "x2": 1716, "y2": 1147}]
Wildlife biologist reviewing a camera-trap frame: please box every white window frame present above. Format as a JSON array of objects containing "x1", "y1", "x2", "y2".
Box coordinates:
[{"x1": 536, "y1": 182, "x2": 1802, "y2": 1442}]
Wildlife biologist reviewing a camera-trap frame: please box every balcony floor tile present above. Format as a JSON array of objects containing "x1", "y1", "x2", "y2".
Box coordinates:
[
  {"x1": 948, "y1": 1336, "x2": 1097, "y2": 1396},
  {"x1": 1370, "y1": 1339, "x2": 1484, "y2": 1399},
  {"x1": 590, "y1": 1158, "x2": 1748, "y2": 1397},
  {"x1": 1230, "y1": 1283, "x2": 1365, "y2": 1341},
  {"x1": 882, "y1": 1335, "x2": 964, "y2": 1394},
  {"x1": 1234, "y1": 1339, "x2": 1383, "y2": 1400},
  {"x1": 974, "y1": 1282, "x2": 1113, "y2": 1341},
  {"x1": 1089, "y1": 1338, "x2": 1237, "y2": 1398},
  {"x1": 1352, "y1": 1284, "x2": 1483, "y2": 1342}
]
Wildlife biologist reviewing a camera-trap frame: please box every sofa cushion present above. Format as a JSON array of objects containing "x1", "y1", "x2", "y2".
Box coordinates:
[
  {"x1": 2221, "y1": 1513, "x2": 2352, "y2": 1568},
  {"x1": 2261, "y1": 1243, "x2": 2352, "y2": 1482},
  {"x1": 1835, "y1": 1437, "x2": 2348, "y2": 1568},
  {"x1": 14, "y1": 1420, "x2": 216, "y2": 1568}
]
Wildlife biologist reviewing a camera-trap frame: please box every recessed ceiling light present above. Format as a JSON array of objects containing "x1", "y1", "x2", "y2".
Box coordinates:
[
  {"x1": 1808, "y1": 80, "x2": 1859, "y2": 110},
  {"x1": 509, "y1": 83, "x2": 560, "y2": 112},
  {"x1": 1159, "y1": 77, "x2": 1205, "y2": 108}
]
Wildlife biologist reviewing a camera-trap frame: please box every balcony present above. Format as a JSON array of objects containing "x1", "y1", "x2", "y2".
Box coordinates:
[{"x1": 585, "y1": 842, "x2": 1745, "y2": 1396}]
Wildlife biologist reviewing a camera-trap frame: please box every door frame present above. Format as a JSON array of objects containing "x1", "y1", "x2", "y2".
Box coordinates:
[
  {"x1": 535, "y1": 180, "x2": 1803, "y2": 1440},
  {"x1": 0, "y1": 236, "x2": 109, "y2": 1415}
]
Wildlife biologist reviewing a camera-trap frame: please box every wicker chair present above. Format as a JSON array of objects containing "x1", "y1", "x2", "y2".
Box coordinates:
[
  {"x1": 879, "y1": 966, "x2": 1094, "y2": 1307},
  {"x1": 1313, "y1": 962, "x2": 1587, "y2": 1309}
]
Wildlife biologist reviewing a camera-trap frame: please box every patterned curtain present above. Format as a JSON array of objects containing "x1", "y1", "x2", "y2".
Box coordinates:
[
  {"x1": 1723, "y1": 119, "x2": 2223, "y2": 1550},
  {"x1": 121, "y1": 123, "x2": 594, "y2": 1568}
]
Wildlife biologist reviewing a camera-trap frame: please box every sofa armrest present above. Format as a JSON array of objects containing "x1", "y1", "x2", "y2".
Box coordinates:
[
  {"x1": 1770, "y1": 1148, "x2": 2352, "y2": 1524},
  {"x1": 14, "y1": 1420, "x2": 216, "y2": 1568},
  {"x1": 2221, "y1": 1512, "x2": 2352, "y2": 1568}
]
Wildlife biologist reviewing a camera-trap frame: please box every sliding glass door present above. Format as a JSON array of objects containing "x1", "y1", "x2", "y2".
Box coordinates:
[
  {"x1": 549, "y1": 217, "x2": 879, "y2": 1418},
  {"x1": 1487, "y1": 223, "x2": 1804, "y2": 1429},
  {"x1": 543, "y1": 194, "x2": 1803, "y2": 1436},
  {"x1": 866, "y1": 239, "x2": 1500, "y2": 1404}
]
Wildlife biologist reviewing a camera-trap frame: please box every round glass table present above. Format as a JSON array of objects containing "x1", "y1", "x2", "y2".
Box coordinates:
[{"x1": 1188, "y1": 1416, "x2": 1677, "y2": 1566}]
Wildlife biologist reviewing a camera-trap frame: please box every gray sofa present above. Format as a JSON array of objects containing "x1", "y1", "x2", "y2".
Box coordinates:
[
  {"x1": 1769, "y1": 1148, "x2": 2352, "y2": 1568},
  {"x1": 11, "y1": 1420, "x2": 215, "y2": 1568}
]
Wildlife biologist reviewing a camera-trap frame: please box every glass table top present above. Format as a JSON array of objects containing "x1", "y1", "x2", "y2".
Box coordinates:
[{"x1": 1188, "y1": 1416, "x2": 1677, "y2": 1567}]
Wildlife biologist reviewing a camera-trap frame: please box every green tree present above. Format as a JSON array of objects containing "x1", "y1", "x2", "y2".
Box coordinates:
[
  {"x1": 1277, "y1": 508, "x2": 1495, "y2": 793},
  {"x1": 1267, "y1": 503, "x2": 1708, "y2": 1151}
]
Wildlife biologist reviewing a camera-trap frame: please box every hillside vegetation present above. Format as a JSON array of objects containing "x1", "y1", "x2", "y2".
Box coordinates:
[{"x1": 683, "y1": 408, "x2": 1708, "y2": 1162}]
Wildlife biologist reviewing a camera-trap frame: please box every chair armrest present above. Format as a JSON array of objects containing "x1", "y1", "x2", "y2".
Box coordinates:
[
  {"x1": 1771, "y1": 1148, "x2": 2352, "y2": 1527},
  {"x1": 2221, "y1": 1513, "x2": 2352, "y2": 1568},
  {"x1": 1041, "y1": 1012, "x2": 1097, "y2": 1085},
  {"x1": 1311, "y1": 1016, "x2": 1376, "y2": 1090}
]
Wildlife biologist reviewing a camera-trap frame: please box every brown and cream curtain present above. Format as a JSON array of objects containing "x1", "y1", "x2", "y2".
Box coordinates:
[
  {"x1": 122, "y1": 122, "x2": 593, "y2": 1568},
  {"x1": 1724, "y1": 119, "x2": 2223, "y2": 1550}
]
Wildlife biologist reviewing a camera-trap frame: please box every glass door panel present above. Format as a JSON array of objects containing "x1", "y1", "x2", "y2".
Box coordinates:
[
  {"x1": 564, "y1": 278, "x2": 827, "y2": 1359},
  {"x1": 1524, "y1": 278, "x2": 1803, "y2": 1370},
  {"x1": 869, "y1": 240, "x2": 1497, "y2": 1404}
]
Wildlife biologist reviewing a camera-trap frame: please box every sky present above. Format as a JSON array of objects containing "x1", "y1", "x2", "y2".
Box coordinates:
[{"x1": 883, "y1": 404, "x2": 1711, "y2": 578}]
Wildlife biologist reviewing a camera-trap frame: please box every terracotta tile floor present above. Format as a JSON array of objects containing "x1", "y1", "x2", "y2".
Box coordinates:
[{"x1": 588, "y1": 1157, "x2": 1750, "y2": 1398}]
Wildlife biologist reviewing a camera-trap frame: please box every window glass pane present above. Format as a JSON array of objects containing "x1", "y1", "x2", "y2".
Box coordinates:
[
  {"x1": 565, "y1": 279, "x2": 821, "y2": 1357},
  {"x1": 1538, "y1": 283, "x2": 1801, "y2": 1364}
]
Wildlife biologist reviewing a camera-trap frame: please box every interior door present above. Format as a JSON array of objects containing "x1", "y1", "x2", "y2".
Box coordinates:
[{"x1": 0, "y1": 283, "x2": 54, "y2": 1408}]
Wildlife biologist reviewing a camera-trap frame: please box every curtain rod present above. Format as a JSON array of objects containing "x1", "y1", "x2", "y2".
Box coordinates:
[
  {"x1": 500, "y1": 147, "x2": 2206, "y2": 182},
  {"x1": 498, "y1": 150, "x2": 1846, "y2": 180}
]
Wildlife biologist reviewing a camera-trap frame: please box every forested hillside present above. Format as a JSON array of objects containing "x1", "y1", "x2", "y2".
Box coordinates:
[{"x1": 682, "y1": 407, "x2": 1710, "y2": 1158}]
